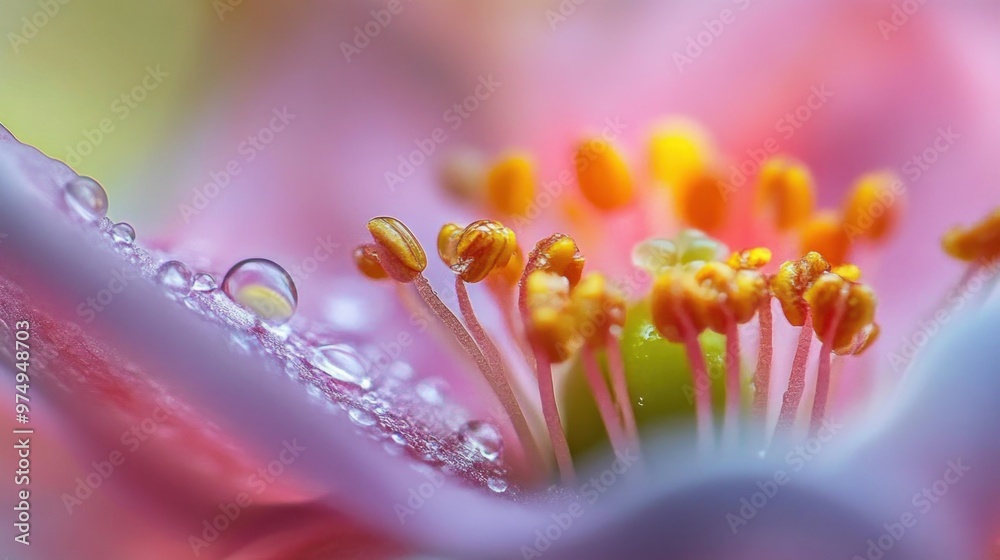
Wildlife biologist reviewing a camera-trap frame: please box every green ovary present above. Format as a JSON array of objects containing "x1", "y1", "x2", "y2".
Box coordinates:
[{"x1": 562, "y1": 299, "x2": 751, "y2": 460}]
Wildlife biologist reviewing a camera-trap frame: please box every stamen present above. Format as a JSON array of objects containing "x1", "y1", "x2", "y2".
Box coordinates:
[
  {"x1": 843, "y1": 171, "x2": 902, "y2": 243},
  {"x1": 648, "y1": 118, "x2": 713, "y2": 189},
  {"x1": 353, "y1": 245, "x2": 389, "y2": 280},
  {"x1": 728, "y1": 247, "x2": 772, "y2": 271},
  {"x1": 942, "y1": 208, "x2": 1000, "y2": 262},
  {"x1": 367, "y1": 216, "x2": 428, "y2": 282},
  {"x1": 751, "y1": 296, "x2": 773, "y2": 421},
  {"x1": 756, "y1": 157, "x2": 815, "y2": 231},
  {"x1": 605, "y1": 335, "x2": 641, "y2": 449},
  {"x1": 805, "y1": 275, "x2": 849, "y2": 435},
  {"x1": 582, "y1": 345, "x2": 631, "y2": 457},
  {"x1": 366, "y1": 217, "x2": 539, "y2": 474},
  {"x1": 518, "y1": 234, "x2": 586, "y2": 335},
  {"x1": 651, "y1": 268, "x2": 715, "y2": 452},
  {"x1": 486, "y1": 154, "x2": 536, "y2": 217},
  {"x1": 524, "y1": 271, "x2": 578, "y2": 483},
  {"x1": 800, "y1": 211, "x2": 851, "y2": 266},
  {"x1": 575, "y1": 138, "x2": 634, "y2": 210},
  {"x1": 774, "y1": 314, "x2": 814, "y2": 437},
  {"x1": 674, "y1": 170, "x2": 728, "y2": 233},
  {"x1": 450, "y1": 220, "x2": 518, "y2": 283}
]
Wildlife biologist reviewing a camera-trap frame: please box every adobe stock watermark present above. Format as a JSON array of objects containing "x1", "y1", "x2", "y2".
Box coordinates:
[
  {"x1": 719, "y1": 84, "x2": 833, "y2": 200},
  {"x1": 545, "y1": 0, "x2": 590, "y2": 30},
  {"x1": 509, "y1": 117, "x2": 627, "y2": 230},
  {"x1": 726, "y1": 417, "x2": 843, "y2": 534},
  {"x1": 852, "y1": 458, "x2": 969, "y2": 560},
  {"x1": 877, "y1": 0, "x2": 929, "y2": 41},
  {"x1": 189, "y1": 440, "x2": 306, "y2": 556},
  {"x1": 179, "y1": 107, "x2": 295, "y2": 222},
  {"x1": 7, "y1": 0, "x2": 71, "y2": 54},
  {"x1": 61, "y1": 399, "x2": 175, "y2": 514},
  {"x1": 673, "y1": 0, "x2": 753, "y2": 73},
  {"x1": 521, "y1": 450, "x2": 640, "y2": 559},
  {"x1": 340, "y1": 0, "x2": 412, "y2": 63},
  {"x1": 63, "y1": 65, "x2": 170, "y2": 167},
  {"x1": 385, "y1": 74, "x2": 501, "y2": 191}
]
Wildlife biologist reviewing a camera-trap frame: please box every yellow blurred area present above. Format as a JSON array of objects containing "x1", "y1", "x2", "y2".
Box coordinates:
[{"x1": 0, "y1": 0, "x2": 210, "y2": 198}]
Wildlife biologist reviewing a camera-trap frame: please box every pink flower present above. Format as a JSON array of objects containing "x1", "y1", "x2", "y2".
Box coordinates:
[{"x1": 2, "y1": 1, "x2": 1000, "y2": 558}]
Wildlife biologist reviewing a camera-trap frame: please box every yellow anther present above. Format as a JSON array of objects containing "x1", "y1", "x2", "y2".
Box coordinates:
[
  {"x1": 693, "y1": 262, "x2": 767, "y2": 332},
  {"x1": 575, "y1": 138, "x2": 634, "y2": 210},
  {"x1": 452, "y1": 220, "x2": 518, "y2": 283},
  {"x1": 650, "y1": 267, "x2": 708, "y2": 343},
  {"x1": 756, "y1": 157, "x2": 815, "y2": 231},
  {"x1": 843, "y1": 171, "x2": 903, "y2": 243},
  {"x1": 367, "y1": 216, "x2": 427, "y2": 282},
  {"x1": 569, "y1": 273, "x2": 626, "y2": 346},
  {"x1": 439, "y1": 148, "x2": 486, "y2": 203},
  {"x1": 674, "y1": 171, "x2": 728, "y2": 233},
  {"x1": 804, "y1": 273, "x2": 877, "y2": 351},
  {"x1": 771, "y1": 252, "x2": 831, "y2": 326},
  {"x1": 831, "y1": 263, "x2": 861, "y2": 282},
  {"x1": 843, "y1": 323, "x2": 879, "y2": 355},
  {"x1": 800, "y1": 211, "x2": 851, "y2": 266},
  {"x1": 528, "y1": 234, "x2": 586, "y2": 288},
  {"x1": 727, "y1": 247, "x2": 772, "y2": 270},
  {"x1": 437, "y1": 223, "x2": 462, "y2": 266},
  {"x1": 489, "y1": 245, "x2": 524, "y2": 287},
  {"x1": 942, "y1": 208, "x2": 1000, "y2": 262},
  {"x1": 486, "y1": 154, "x2": 535, "y2": 217},
  {"x1": 353, "y1": 245, "x2": 388, "y2": 280},
  {"x1": 648, "y1": 118, "x2": 713, "y2": 189},
  {"x1": 524, "y1": 271, "x2": 576, "y2": 362}
]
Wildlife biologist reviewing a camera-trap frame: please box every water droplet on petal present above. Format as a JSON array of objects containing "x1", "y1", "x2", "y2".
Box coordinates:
[
  {"x1": 637, "y1": 396, "x2": 645, "y2": 407},
  {"x1": 459, "y1": 420, "x2": 503, "y2": 461},
  {"x1": 349, "y1": 408, "x2": 376, "y2": 427},
  {"x1": 487, "y1": 477, "x2": 508, "y2": 493},
  {"x1": 310, "y1": 344, "x2": 372, "y2": 389},
  {"x1": 110, "y1": 222, "x2": 135, "y2": 244},
  {"x1": 416, "y1": 378, "x2": 447, "y2": 405},
  {"x1": 192, "y1": 273, "x2": 217, "y2": 292},
  {"x1": 156, "y1": 261, "x2": 193, "y2": 292},
  {"x1": 63, "y1": 177, "x2": 108, "y2": 222},
  {"x1": 222, "y1": 258, "x2": 298, "y2": 324}
]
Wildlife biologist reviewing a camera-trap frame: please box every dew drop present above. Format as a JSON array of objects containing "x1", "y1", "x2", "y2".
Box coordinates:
[
  {"x1": 459, "y1": 420, "x2": 503, "y2": 461},
  {"x1": 110, "y1": 222, "x2": 135, "y2": 244},
  {"x1": 63, "y1": 177, "x2": 108, "y2": 222},
  {"x1": 487, "y1": 477, "x2": 508, "y2": 493},
  {"x1": 348, "y1": 408, "x2": 376, "y2": 427},
  {"x1": 222, "y1": 258, "x2": 298, "y2": 325},
  {"x1": 156, "y1": 261, "x2": 193, "y2": 292},
  {"x1": 192, "y1": 273, "x2": 217, "y2": 292},
  {"x1": 310, "y1": 344, "x2": 373, "y2": 389},
  {"x1": 637, "y1": 396, "x2": 645, "y2": 408},
  {"x1": 416, "y1": 378, "x2": 447, "y2": 405}
]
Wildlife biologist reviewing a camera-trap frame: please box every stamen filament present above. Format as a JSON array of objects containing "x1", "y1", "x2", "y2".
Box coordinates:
[
  {"x1": 606, "y1": 336, "x2": 641, "y2": 450},
  {"x1": 774, "y1": 314, "x2": 814, "y2": 438},
  {"x1": 581, "y1": 346, "x2": 630, "y2": 457},
  {"x1": 723, "y1": 318, "x2": 741, "y2": 449},
  {"x1": 673, "y1": 303, "x2": 714, "y2": 453},
  {"x1": 751, "y1": 297, "x2": 774, "y2": 421},
  {"x1": 532, "y1": 345, "x2": 576, "y2": 483},
  {"x1": 810, "y1": 287, "x2": 848, "y2": 435},
  {"x1": 413, "y1": 275, "x2": 539, "y2": 471}
]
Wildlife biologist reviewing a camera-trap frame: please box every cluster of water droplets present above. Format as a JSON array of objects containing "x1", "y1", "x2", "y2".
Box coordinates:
[{"x1": 59, "y1": 176, "x2": 515, "y2": 495}]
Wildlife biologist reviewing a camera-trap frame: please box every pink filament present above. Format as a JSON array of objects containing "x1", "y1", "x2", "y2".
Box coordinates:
[
  {"x1": 751, "y1": 298, "x2": 774, "y2": 421},
  {"x1": 606, "y1": 336, "x2": 640, "y2": 450},
  {"x1": 581, "y1": 346, "x2": 630, "y2": 457},
  {"x1": 810, "y1": 288, "x2": 848, "y2": 435},
  {"x1": 414, "y1": 275, "x2": 538, "y2": 472},
  {"x1": 774, "y1": 313, "x2": 814, "y2": 437},
  {"x1": 533, "y1": 345, "x2": 576, "y2": 484},
  {"x1": 722, "y1": 319, "x2": 741, "y2": 449},
  {"x1": 680, "y1": 329, "x2": 714, "y2": 454}
]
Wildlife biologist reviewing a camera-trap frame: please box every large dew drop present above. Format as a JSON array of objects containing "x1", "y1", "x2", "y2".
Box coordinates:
[
  {"x1": 156, "y1": 261, "x2": 193, "y2": 292},
  {"x1": 310, "y1": 344, "x2": 372, "y2": 389},
  {"x1": 63, "y1": 177, "x2": 109, "y2": 222},
  {"x1": 222, "y1": 258, "x2": 298, "y2": 325},
  {"x1": 459, "y1": 420, "x2": 503, "y2": 461},
  {"x1": 110, "y1": 222, "x2": 136, "y2": 244}
]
